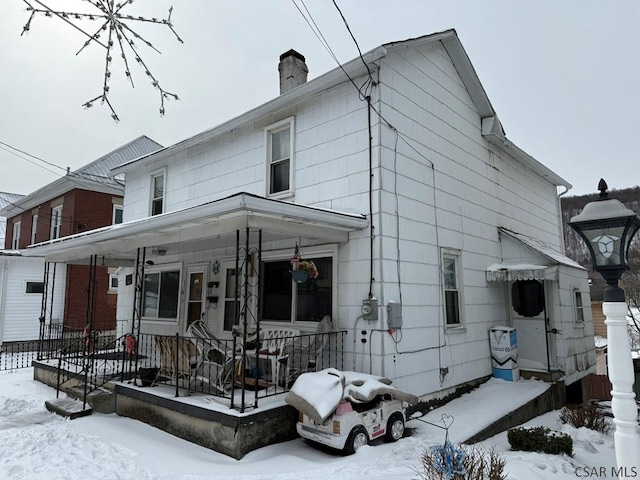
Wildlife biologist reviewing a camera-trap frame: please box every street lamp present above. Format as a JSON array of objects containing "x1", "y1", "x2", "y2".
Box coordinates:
[{"x1": 569, "y1": 179, "x2": 640, "y2": 470}]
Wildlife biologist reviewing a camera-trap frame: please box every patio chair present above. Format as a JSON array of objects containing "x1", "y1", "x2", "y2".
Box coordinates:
[
  {"x1": 278, "y1": 315, "x2": 332, "y2": 388},
  {"x1": 187, "y1": 320, "x2": 236, "y2": 393},
  {"x1": 153, "y1": 335, "x2": 201, "y2": 388}
]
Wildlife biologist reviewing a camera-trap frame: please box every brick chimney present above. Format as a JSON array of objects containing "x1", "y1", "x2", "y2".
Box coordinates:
[{"x1": 278, "y1": 49, "x2": 308, "y2": 94}]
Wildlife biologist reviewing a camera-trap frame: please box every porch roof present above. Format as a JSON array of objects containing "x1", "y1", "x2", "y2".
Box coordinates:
[{"x1": 23, "y1": 192, "x2": 368, "y2": 265}]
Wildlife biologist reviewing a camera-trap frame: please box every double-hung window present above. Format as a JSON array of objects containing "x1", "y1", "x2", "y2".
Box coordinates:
[
  {"x1": 11, "y1": 221, "x2": 20, "y2": 249},
  {"x1": 30, "y1": 214, "x2": 38, "y2": 245},
  {"x1": 150, "y1": 172, "x2": 165, "y2": 216},
  {"x1": 266, "y1": 118, "x2": 294, "y2": 196},
  {"x1": 142, "y1": 265, "x2": 181, "y2": 321},
  {"x1": 442, "y1": 249, "x2": 463, "y2": 327},
  {"x1": 260, "y1": 252, "x2": 333, "y2": 324},
  {"x1": 574, "y1": 289, "x2": 585, "y2": 323},
  {"x1": 50, "y1": 205, "x2": 63, "y2": 240},
  {"x1": 113, "y1": 204, "x2": 123, "y2": 224}
]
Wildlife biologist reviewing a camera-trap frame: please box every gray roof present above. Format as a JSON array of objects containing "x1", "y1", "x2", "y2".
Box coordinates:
[
  {"x1": 499, "y1": 227, "x2": 585, "y2": 269},
  {"x1": 0, "y1": 136, "x2": 162, "y2": 217},
  {"x1": 0, "y1": 192, "x2": 25, "y2": 210},
  {"x1": 72, "y1": 135, "x2": 163, "y2": 187}
]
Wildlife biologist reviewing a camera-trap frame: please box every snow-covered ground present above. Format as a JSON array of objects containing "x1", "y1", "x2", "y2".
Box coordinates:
[{"x1": 0, "y1": 368, "x2": 621, "y2": 479}]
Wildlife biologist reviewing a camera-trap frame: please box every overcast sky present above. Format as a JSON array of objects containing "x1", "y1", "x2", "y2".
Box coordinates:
[{"x1": 1, "y1": 1, "x2": 638, "y2": 198}]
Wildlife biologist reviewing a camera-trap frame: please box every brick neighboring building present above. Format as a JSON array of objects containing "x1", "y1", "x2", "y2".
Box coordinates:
[{"x1": 0, "y1": 136, "x2": 162, "y2": 336}]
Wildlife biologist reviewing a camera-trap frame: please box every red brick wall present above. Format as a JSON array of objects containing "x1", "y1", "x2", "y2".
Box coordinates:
[
  {"x1": 64, "y1": 264, "x2": 117, "y2": 331},
  {"x1": 5, "y1": 189, "x2": 122, "y2": 331}
]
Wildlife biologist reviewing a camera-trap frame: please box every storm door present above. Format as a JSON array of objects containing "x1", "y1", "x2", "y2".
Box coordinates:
[
  {"x1": 510, "y1": 279, "x2": 552, "y2": 371},
  {"x1": 185, "y1": 265, "x2": 207, "y2": 331}
]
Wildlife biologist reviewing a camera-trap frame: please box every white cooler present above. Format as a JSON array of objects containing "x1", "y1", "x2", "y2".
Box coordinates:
[{"x1": 489, "y1": 326, "x2": 519, "y2": 381}]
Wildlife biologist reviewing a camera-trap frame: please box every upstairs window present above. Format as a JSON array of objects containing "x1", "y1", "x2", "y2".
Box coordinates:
[
  {"x1": 50, "y1": 205, "x2": 63, "y2": 240},
  {"x1": 11, "y1": 221, "x2": 21, "y2": 249},
  {"x1": 113, "y1": 205, "x2": 123, "y2": 224},
  {"x1": 266, "y1": 118, "x2": 294, "y2": 196},
  {"x1": 30, "y1": 214, "x2": 38, "y2": 245},
  {"x1": 150, "y1": 172, "x2": 165, "y2": 216}
]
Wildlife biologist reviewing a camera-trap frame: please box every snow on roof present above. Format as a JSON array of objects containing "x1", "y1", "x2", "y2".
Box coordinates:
[{"x1": 499, "y1": 227, "x2": 585, "y2": 269}]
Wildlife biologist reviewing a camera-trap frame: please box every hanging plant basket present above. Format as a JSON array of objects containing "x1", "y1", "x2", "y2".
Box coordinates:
[{"x1": 292, "y1": 270, "x2": 309, "y2": 283}]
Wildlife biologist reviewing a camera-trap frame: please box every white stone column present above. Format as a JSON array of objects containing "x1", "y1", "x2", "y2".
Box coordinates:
[{"x1": 603, "y1": 301, "x2": 640, "y2": 470}]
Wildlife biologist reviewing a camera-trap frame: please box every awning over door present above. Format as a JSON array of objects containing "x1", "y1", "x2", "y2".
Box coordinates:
[{"x1": 485, "y1": 263, "x2": 549, "y2": 282}]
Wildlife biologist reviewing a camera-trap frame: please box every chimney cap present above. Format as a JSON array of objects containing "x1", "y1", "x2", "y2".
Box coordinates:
[{"x1": 279, "y1": 49, "x2": 306, "y2": 62}]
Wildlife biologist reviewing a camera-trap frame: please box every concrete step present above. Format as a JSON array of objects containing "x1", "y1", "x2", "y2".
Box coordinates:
[
  {"x1": 65, "y1": 385, "x2": 116, "y2": 414},
  {"x1": 45, "y1": 397, "x2": 93, "y2": 419}
]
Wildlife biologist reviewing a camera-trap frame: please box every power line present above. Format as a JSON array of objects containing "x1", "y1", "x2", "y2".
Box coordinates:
[
  {"x1": 330, "y1": 0, "x2": 373, "y2": 84},
  {"x1": 291, "y1": 0, "x2": 373, "y2": 100}
]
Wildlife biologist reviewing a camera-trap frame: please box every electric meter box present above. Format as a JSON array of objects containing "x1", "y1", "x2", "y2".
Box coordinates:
[
  {"x1": 386, "y1": 301, "x2": 403, "y2": 330},
  {"x1": 489, "y1": 326, "x2": 519, "y2": 381}
]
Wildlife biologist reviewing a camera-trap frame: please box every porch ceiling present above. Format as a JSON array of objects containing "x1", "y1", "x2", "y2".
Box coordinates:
[{"x1": 24, "y1": 192, "x2": 368, "y2": 265}]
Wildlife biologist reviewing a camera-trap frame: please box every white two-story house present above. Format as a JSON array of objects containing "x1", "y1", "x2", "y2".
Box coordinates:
[{"x1": 29, "y1": 29, "x2": 595, "y2": 403}]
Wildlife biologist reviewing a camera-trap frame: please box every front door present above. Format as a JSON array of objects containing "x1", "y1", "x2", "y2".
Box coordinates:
[
  {"x1": 186, "y1": 265, "x2": 206, "y2": 331},
  {"x1": 510, "y1": 280, "x2": 551, "y2": 372}
]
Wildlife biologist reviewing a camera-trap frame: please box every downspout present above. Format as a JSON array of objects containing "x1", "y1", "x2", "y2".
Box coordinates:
[
  {"x1": 557, "y1": 185, "x2": 571, "y2": 253},
  {"x1": 374, "y1": 91, "x2": 386, "y2": 377}
]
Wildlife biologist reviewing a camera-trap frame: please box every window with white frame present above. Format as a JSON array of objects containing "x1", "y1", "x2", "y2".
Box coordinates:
[
  {"x1": 25, "y1": 281, "x2": 44, "y2": 294},
  {"x1": 113, "y1": 204, "x2": 123, "y2": 224},
  {"x1": 142, "y1": 265, "x2": 181, "y2": 320},
  {"x1": 260, "y1": 254, "x2": 333, "y2": 323},
  {"x1": 11, "y1": 221, "x2": 20, "y2": 249},
  {"x1": 109, "y1": 274, "x2": 119, "y2": 292},
  {"x1": 50, "y1": 205, "x2": 63, "y2": 239},
  {"x1": 266, "y1": 118, "x2": 294, "y2": 196},
  {"x1": 30, "y1": 214, "x2": 38, "y2": 245},
  {"x1": 442, "y1": 249, "x2": 463, "y2": 327},
  {"x1": 574, "y1": 289, "x2": 585, "y2": 323},
  {"x1": 150, "y1": 172, "x2": 165, "y2": 216}
]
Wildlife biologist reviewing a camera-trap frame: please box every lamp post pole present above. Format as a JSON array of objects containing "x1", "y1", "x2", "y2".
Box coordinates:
[{"x1": 569, "y1": 179, "x2": 640, "y2": 471}]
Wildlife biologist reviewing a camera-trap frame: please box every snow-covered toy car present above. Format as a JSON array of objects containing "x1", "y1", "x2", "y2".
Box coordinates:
[{"x1": 285, "y1": 368, "x2": 418, "y2": 454}]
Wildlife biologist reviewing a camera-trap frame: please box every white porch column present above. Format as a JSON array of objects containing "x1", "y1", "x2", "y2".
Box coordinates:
[{"x1": 603, "y1": 301, "x2": 640, "y2": 470}]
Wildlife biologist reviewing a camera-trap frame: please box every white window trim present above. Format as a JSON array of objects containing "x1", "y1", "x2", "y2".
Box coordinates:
[
  {"x1": 149, "y1": 169, "x2": 167, "y2": 217},
  {"x1": 261, "y1": 244, "x2": 337, "y2": 327},
  {"x1": 23, "y1": 279, "x2": 44, "y2": 295},
  {"x1": 108, "y1": 274, "x2": 119, "y2": 293},
  {"x1": 112, "y1": 204, "x2": 124, "y2": 224},
  {"x1": 30, "y1": 214, "x2": 38, "y2": 245},
  {"x1": 12, "y1": 221, "x2": 20, "y2": 250},
  {"x1": 265, "y1": 117, "x2": 295, "y2": 199},
  {"x1": 50, "y1": 204, "x2": 63, "y2": 240},
  {"x1": 141, "y1": 261, "x2": 182, "y2": 324},
  {"x1": 441, "y1": 248, "x2": 465, "y2": 331},
  {"x1": 573, "y1": 288, "x2": 585, "y2": 325}
]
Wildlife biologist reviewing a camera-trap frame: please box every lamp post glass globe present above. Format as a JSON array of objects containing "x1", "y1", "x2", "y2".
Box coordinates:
[{"x1": 568, "y1": 179, "x2": 640, "y2": 470}]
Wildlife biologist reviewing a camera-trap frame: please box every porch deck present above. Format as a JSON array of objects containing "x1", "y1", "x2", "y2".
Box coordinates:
[{"x1": 32, "y1": 328, "x2": 347, "y2": 459}]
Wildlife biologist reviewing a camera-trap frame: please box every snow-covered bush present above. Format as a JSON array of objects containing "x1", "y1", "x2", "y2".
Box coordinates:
[{"x1": 508, "y1": 426, "x2": 573, "y2": 456}]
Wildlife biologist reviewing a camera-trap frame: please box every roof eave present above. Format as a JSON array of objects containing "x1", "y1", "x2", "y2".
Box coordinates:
[{"x1": 112, "y1": 47, "x2": 388, "y2": 174}]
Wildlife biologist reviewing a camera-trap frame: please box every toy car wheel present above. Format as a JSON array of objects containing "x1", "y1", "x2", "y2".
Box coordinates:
[
  {"x1": 385, "y1": 412, "x2": 404, "y2": 442},
  {"x1": 344, "y1": 426, "x2": 369, "y2": 455}
]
